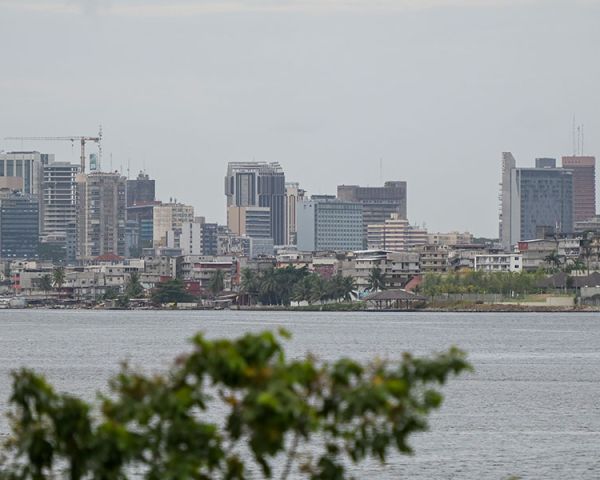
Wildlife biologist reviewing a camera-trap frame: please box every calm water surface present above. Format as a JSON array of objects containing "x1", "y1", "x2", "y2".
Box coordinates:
[{"x1": 0, "y1": 310, "x2": 599, "y2": 479}]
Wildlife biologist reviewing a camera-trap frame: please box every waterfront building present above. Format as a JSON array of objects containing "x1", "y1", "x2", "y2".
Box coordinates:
[
  {"x1": 561, "y1": 156, "x2": 596, "y2": 222},
  {"x1": 474, "y1": 254, "x2": 523, "y2": 273},
  {"x1": 415, "y1": 244, "x2": 449, "y2": 273},
  {"x1": 0, "y1": 190, "x2": 39, "y2": 259},
  {"x1": 337, "y1": 181, "x2": 407, "y2": 245},
  {"x1": 78, "y1": 172, "x2": 127, "y2": 259},
  {"x1": 296, "y1": 195, "x2": 363, "y2": 253},
  {"x1": 126, "y1": 171, "x2": 156, "y2": 207},
  {"x1": 340, "y1": 250, "x2": 420, "y2": 291},
  {"x1": 499, "y1": 153, "x2": 574, "y2": 250},
  {"x1": 367, "y1": 214, "x2": 427, "y2": 251},
  {"x1": 152, "y1": 202, "x2": 194, "y2": 247},
  {"x1": 285, "y1": 182, "x2": 305, "y2": 245},
  {"x1": 224, "y1": 162, "x2": 286, "y2": 245}
]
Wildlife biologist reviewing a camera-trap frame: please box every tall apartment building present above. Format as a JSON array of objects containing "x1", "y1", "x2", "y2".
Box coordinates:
[
  {"x1": 0, "y1": 190, "x2": 39, "y2": 259},
  {"x1": 126, "y1": 171, "x2": 156, "y2": 207},
  {"x1": 42, "y1": 161, "x2": 80, "y2": 261},
  {"x1": 561, "y1": 156, "x2": 596, "y2": 222},
  {"x1": 337, "y1": 181, "x2": 407, "y2": 246},
  {"x1": 227, "y1": 206, "x2": 272, "y2": 239},
  {"x1": 78, "y1": 172, "x2": 127, "y2": 259},
  {"x1": 499, "y1": 153, "x2": 573, "y2": 250},
  {"x1": 152, "y1": 202, "x2": 194, "y2": 247},
  {"x1": 367, "y1": 214, "x2": 427, "y2": 251},
  {"x1": 167, "y1": 220, "x2": 203, "y2": 255},
  {"x1": 285, "y1": 182, "x2": 305, "y2": 245},
  {"x1": 297, "y1": 195, "x2": 363, "y2": 253},
  {"x1": 224, "y1": 162, "x2": 286, "y2": 245}
]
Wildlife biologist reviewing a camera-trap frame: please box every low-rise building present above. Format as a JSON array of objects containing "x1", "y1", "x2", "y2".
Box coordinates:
[{"x1": 474, "y1": 254, "x2": 523, "y2": 272}]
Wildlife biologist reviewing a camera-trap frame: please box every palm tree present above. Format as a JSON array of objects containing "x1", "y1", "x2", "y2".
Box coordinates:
[
  {"x1": 309, "y1": 275, "x2": 329, "y2": 304},
  {"x1": 125, "y1": 272, "x2": 144, "y2": 298},
  {"x1": 544, "y1": 251, "x2": 562, "y2": 272},
  {"x1": 208, "y1": 270, "x2": 225, "y2": 298},
  {"x1": 240, "y1": 268, "x2": 259, "y2": 305},
  {"x1": 341, "y1": 275, "x2": 355, "y2": 302},
  {"x1": 38, "y1": 274, "x2": 53, "y2": 300},
  {"x1": 52, "y1": 266, "x2": 66, "y2": 294},
  {"x1": 292, "y1": 276, "x2": 313, "y2": 304},
  {"x1": 367, "y1": 266, "x2": 386, "y2": 292}
]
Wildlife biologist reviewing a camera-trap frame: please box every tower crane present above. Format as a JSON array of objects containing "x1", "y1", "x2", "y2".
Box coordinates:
[{"x1": 5, "y1": 126, "x2": 102, "y2": 173}]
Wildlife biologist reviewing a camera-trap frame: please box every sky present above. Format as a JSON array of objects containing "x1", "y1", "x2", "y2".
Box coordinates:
[{"x1": 0, "y1": 0, "x2": 599, "y2": 237}]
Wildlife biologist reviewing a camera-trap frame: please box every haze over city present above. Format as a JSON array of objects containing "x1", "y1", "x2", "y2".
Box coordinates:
[{"x1": 1, "y1": 0, "x2": 599, "y2": 236}]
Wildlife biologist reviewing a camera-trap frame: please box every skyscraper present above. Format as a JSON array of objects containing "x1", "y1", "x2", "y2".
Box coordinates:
[
  {"x1": 561, "y1": 155, "x2": 596, "y2": 222},
  {"x1": 78, "y1": 172, "x2": 127, "y2": 259},
  {"x1": 224, "y1": 162, "x2": 286, "y2": 245},
  {"x1": 337, "y1": 181, "x2": 407, "y2": 246},
  {"x1": 152, "y1": 202, "x2": 194, "y2": 247},
  {"x1": 0, "y1": 151, "x2": 47, "y2": 196},
  {"x1": 126, "y1": 171, "x2": 156, "y2": 207},
  {"x1": 0, "y1": 190, "x2": 39, "y2": 259},
  {"x1": 42, "y1": 161, "x2": 80, "y2": 261},
  {"x1": 285, "y1": 182, "x2": 305, "y2": 245},
  {"x1": 499, "y1": 153, "x2": 573, "y2": 250}
]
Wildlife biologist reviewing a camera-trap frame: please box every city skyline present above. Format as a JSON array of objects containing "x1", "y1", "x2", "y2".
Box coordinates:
[{"x1": 1, "y1": 0, "x2": 599, "y2": 237}]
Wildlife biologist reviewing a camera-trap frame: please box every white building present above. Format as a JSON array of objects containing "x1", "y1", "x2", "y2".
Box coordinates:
[
  {"x1": 474, "y1": 254, "x2": 523, "y2": 272},
  {"x1": 153, "y1": 202, "x2": 194, "y2": 247}
]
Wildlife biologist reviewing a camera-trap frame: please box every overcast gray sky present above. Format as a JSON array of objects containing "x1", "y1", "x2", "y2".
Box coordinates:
[{"x1": 1, "y1": 0, "x2": 598, "y2": 237}]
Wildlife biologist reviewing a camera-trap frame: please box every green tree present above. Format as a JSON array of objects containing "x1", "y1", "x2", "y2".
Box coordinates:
[
  {"x1": 150, "y1": 278, "x2": 196, "y2": 304},
  {"x1": 367, "y1": 266, "x2": 386, "y2": 292},
  {"x1": 125, "y1": 272, "x2": 145, "y2": 298},
  {"x1": 37, "y1": 274, "x2": 53, "y2": 299},
  {"x1": 544, "y1": 251, "x2": 563, "y2": 272},
  {"x1": 52, "y1": 266, "x2": 66, "y2": 292},
  {"x1": 208, "y1": 269, "x2": 226, "y2": 297},
  {"x1": 0, "y1": 330, "x2": 470, "y2": 480},
  {"x1": 240, "y1": 268, "x2": 259, "y2": 305}
]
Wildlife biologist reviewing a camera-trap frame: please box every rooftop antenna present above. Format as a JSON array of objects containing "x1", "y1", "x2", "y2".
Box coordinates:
[
  {"x1": 110, "y1": 153, "x2": 113, "y2": 171},
  {"x1": 379, "y1": 158, "x2": 383, "y2": 184},
  {"x1": 127, "y1": 158, "x2": 131, "y2": 179},
  {"x1": 581, "y1": 124, "x2": 584, "y2": 155},
  {"x1": 572, "y1": 115, "x2": 576, "y2": 155}
]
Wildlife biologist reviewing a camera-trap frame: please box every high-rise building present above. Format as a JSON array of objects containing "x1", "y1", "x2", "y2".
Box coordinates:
[
  {"x1": 78, "y1": 172, "x2": 127, "y2": 259},
  {"x1": 227, "y1": 206, "x2": 272, "y2": 239},
  {"x1": 285, "y1": 182, "x2": 305, "y2": 245},
  {"x1": 126, "y1": 171, "x2": 156, "y2": 207},
  {"x1": 0, "y1": 190, "x2": 39, "y2": 259},
  {"x1": 561, "y1": 156, "x2": 596, "y2": 222},
  {"x1": 167, "y1": 220, "x2": 203, "y2": 255},
  {"x1": 337, "y1": 181, "x2": 407, "y2": 246},
  {"x1": 224, "y1": 162, "x2": 286, "y2": 245},
  {"x1": 367, "y1": 214, "x2": 427, "y2": 251},
  {"x1": 153, "y1": 202, "x2": 194, "y2": 247},
  {"x1": 296, "y1": 195, "x2": 363, "y2": 253},
  {"x1": 499, "y1": 152, "x2": 573, "y2": 250},
  {"x1": 42, "y1": 161, "x2": 80, "y2": 261},
  {"x1": 0, "y1": 151, "x2": 48, "y2": 196}
]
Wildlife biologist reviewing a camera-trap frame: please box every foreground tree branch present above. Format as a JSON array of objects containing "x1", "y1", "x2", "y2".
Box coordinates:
[{"x1": 0, "y1": 328, "x2": 470, "y2": 479}]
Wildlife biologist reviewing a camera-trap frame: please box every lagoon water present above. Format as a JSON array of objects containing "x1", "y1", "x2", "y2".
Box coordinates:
[{"x1": 1, "y1": 310, "x2": 599, "y2": 479}]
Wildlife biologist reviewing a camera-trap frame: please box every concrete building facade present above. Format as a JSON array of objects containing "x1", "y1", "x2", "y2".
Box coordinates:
[
  {"x1": 78, "y1": 172, "x2": 127, "y2": 259},
  {"x1": 152, "y1": 202, "x2": 194, "y2": 247},
  {"x1": 337, "y1": 181, "x2": 407, "y2": 245},
  {"x1": 227, "y1": 206, "x2": 272, "y2": 239},
  {"x1": 366, "y1": 214, "x2": 427, "y2": 251},
  {"x1": 126, "y1": 171, "x2": 156, "y2": 207},
  {"x1": 285, "y1": 182, "x2": 305, "y2": 245},
  {"x1": 297, "y1": 195, "x2": 363, "y2": 252},
  {"x1": 561, "y1": 156, "x2": 596, "y2": 222}
]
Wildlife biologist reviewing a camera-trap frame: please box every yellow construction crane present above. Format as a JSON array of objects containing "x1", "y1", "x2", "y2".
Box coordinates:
[{"x1": 5, "y1": 126, "x2": 102, "y2": 173}]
